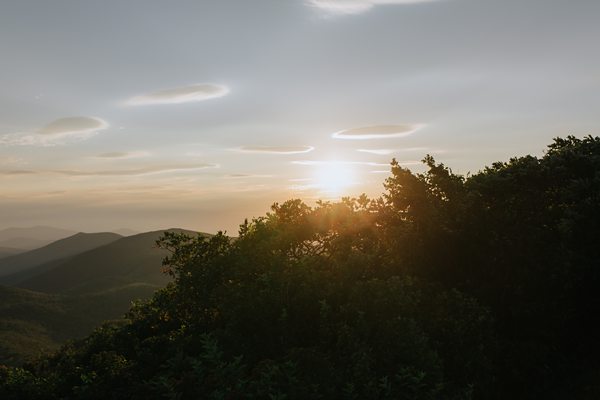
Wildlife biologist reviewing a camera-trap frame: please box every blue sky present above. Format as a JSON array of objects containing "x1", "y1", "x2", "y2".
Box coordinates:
[{"x1": 1, "y1": 0, "x2": 599, "y2": 233}]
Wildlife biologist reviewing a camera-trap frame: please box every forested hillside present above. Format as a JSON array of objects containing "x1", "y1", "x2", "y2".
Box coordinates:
[
  {"x1": 2, "y1": 136, "x2": 599, "y2": 399},
  {"x1": 0, "y1": 230, "x2": 199, "y2": 366},
  {"x1": 0, "y1": 232, "x2": 122, "y2": 281}
]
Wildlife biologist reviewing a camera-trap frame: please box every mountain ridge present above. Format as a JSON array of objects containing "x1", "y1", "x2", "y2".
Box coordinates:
[
  {"x1": 0, "y1": 232, "x2": 122, "y2": 280},
  {"x1": 15, "y1": 228, "x2": 201, "y2": 294}
]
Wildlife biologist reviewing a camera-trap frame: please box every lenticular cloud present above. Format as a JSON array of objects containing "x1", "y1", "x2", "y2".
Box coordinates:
[
  {"x1": 125, "y1": 84, "x2": 229, "y2": 106},
  {"x1": 95, "y1": 151, "x2": 150, "y2": 159},
  {"x1": 307, "y1": 0, "x2": 439, "y2": 15},
  {"x1": 332, "y1": 124, "x2": 421, "y2": 139},
  {"x1": 0, "y1": 116, "x2": 109, "y2": 146},
  {"x1": 238, "y1": 146, "x2": 315, "y2": 154},
  {"x1": 38, "y1": 117, "x2": 108, "y2": 136}
]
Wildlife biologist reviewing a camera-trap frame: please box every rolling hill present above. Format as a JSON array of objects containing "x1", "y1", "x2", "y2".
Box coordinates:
[
  {"x1": 0, "y1": 232, "x2": 122, "y2": 281},
  {"x1": 15, "y1": 229, "x2": 196, "y2": 294},
  {"x1": 113, "y1": 228, "x2": 139, "y2": 236}
]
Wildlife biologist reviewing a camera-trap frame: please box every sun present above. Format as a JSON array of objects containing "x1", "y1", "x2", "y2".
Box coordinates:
[{"x1": 314, "y1": 162, "x2": 356, "y2": 196}]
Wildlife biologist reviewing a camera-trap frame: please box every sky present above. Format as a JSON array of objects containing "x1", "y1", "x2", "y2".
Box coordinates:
[{"x1": 1, "y1": 0, "x2": 599, "y2": 234}]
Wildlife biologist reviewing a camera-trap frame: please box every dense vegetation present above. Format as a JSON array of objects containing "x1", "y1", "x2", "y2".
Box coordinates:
[
  {"x1": 1, "y1": 136, "x2": 599, "y2": 399},
  {"x1": 0, "y1": 285, "x2": 152, "y2": 366}
]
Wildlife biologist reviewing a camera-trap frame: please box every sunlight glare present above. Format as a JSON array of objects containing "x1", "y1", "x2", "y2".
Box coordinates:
[{"x1": 314, "y1": 162, "x2": 356, "y2": 196}]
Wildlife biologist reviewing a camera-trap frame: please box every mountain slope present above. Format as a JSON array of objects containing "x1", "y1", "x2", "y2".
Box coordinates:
[
  {"x1": 0, "y1": 237, "x2": 57, "y2": 251},
  {"x1": 16, "y1": 229, "x2": 200, "y2": 294},
  {"x1": 113, "y1": 228, "x2": 139, "y2": 236},
  {"x1": 0, "y1": 247, "x2": 24, "y2": 260},
  {"x1": 0, "y1": 232, "x2": 122, "y2": 280}
]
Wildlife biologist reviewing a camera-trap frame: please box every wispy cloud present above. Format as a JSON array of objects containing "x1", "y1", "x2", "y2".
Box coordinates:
[
  {"x1": 307, "y1": 0, "x2": 439, "y2": 15},
  {"x1": 38, "y1": 117, "x2": 108, "y2": 136},
  {"x1": 95, "y1": 151, "x2": 150, "y2": 159},
  {"x1": 124, "y1": 84, "x2": 229, "y2": 106},
  {"x1": 0, "y1": 116, "x2": 109, "y2": 146},
  {"x1": 59, "y1": 164, "x2": 218, "y2": 176},
  {"x1": 236, "y1": 145, "x2": 315, "y2": 154},
  {"x1": 398, "y1": 160, "x2": 422, "y2": 166},
  {"x1": 0, "y1": 170, "x2": 35, "y2": 176},
  {"x1": 292, "y1": 160, "x2": 389, "y2": 166},
  {"x1": 0, "y1": 164, "x2": 218, "y2": 177},
  {"x1": 357, "y1": 147, "x2": 429, "y2": 155},
  {"x1": 332, "y1": 124, "x2": 422, "y2": 140},
  {"x1": 225, "y1": 173, "x2": 274, "y2": 178}
]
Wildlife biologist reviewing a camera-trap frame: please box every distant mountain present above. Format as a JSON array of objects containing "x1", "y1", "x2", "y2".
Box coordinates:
[
  {"x1": 0, "y1": 247, "x2": 24, "y2": 259},
  {"x1": 0, "y1": 226, "x2": 76, "y2": 250},
  {"x1": 16, "y1": 229, "x2": 199, "y2": 294},
  {"x1": 113, "y1": 228, "x2": 139, "y2": 236},
  {"x1": 0, "y1": 232, "x2": 122, "y2": 280},
  {"x1": 0, "y1": 237, "x2": 58, "y2": 251}
]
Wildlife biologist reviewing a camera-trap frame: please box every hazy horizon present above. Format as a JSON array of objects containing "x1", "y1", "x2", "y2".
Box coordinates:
[{"x1": 1, "y1": 0, "x2": 599, "y2": 233}]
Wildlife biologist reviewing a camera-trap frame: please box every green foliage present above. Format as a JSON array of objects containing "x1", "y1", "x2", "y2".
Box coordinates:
[
  {"x1": 0, "y1": 284, "x2": 159, "y2": 366},
  {"x1": 2, "y1": 136, "x2": 599, "y2": 399}
]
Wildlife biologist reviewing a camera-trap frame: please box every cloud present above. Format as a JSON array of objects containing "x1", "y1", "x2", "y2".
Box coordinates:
[
  {"x1": 0, "y1": 164, "x2": 218, "y2": 177},
  {"x1": 332, "y1": 124, "x2": 422, "y2": 140},
  {"x1": 95, "y1": 151, "x2": 150, "y2": 159},
  {"x1": 0, "y1": 170, "x2": 35, "y2": 175},
  {"x1": 125, "y1": 84, "x2": 229, "y2": 106},
  {"x1": 0, "y1": 134, "x2": 44, "y2": 146},
  {"x1": 236, "y1": 145, "x2": 315, "y2": 154},
  {"x1": 59, "y1": 164, "x2": 218, "y2": 176},
  {"x1": 356, "y1": 147, "x2": 428, "y2": 155},
  {"x1": 38, "y1": 117, "x2": 108, "y2": 136},
  {"x1": 357, "y1": 148, "x2": 397, "y2": 155},
  {"x1": 292, "y1": 160, "x2": 389, "y2": 166},
  {"x1": 307, "y1": 0, "x2": 438, "y2": 15},
  {"x1": 225, "y1": 174, "x2": 273, "y2": 178},
  {"x1": 0, "y1": 116, "x2": 109, "y2": 146}
]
